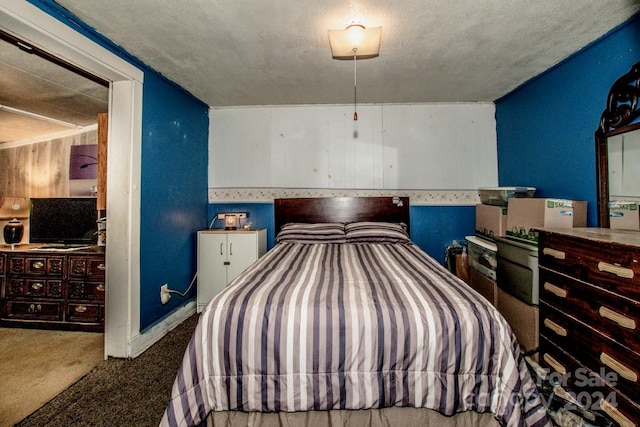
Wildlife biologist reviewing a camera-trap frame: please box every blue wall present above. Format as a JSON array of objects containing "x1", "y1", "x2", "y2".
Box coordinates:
[
  {"x1": 496, "y1": 15, "x2": 640, "y2": 227},
  {"x1": 209, "y1": 203, "x2": 475, "y2": 264},
  {"x1": 31, "y1": 1, "x2": 210, "y2": 330},
  {"x1": 139, "y1": 73, "x2": 209, "y2": 328}
]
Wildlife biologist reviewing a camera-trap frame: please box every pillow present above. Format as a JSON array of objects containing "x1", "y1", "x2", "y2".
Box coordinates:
[
  {"x1": 275, "y1": 222, "x2": 346, "y2": 244},
  {"x1": 345, "y1": 221, "x2": 410, "y2": 244}
]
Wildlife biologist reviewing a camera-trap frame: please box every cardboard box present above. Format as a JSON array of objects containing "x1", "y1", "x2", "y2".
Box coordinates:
[
  {"x1": 475, "y1": 204, "x2": 508, "y2": 239},
  {"x1": 469, "y1": 268, "x2": 498, "y2": 307},
  {"x1": 506, "y1": 198, "x2": 587, "y2": 243},
  {"x1": 497, "y1": 287, "x2": 539, "y2": 355},
  {"x1": 609, "y1": 201, "x2": 640, "y2": 230},
  {"x1": 454, "y1": 253, "x2": 470, "y2": 284}
]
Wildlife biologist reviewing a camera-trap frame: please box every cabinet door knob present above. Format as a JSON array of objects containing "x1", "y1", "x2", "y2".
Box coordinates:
[
  {"x1": 96, "y1": 284, "x2": 106, "y2": 292},
  {"x1": 75, "y1": 305, "x2": 87, "y2": 313},
  {"x1": 599, "y1": 306, "x2": 636, "y2": 330},
  {"x1": 229, "y1": 243, "x2": 233, "y2": 256},
  {"x1": 220, "y1": 243, "x2": 224, "y2": 255},
  {"x1": 32, "y1": 261, "x2": 44, "y2": 269},
  {"x1": 97, "y1": 263, "x2": 106, "y2": 271},
  {"x1": 31, "y1": 282, "x2": 44, "y2": 291}
]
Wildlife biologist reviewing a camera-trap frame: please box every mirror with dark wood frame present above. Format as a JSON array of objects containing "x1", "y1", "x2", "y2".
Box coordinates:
[{"x1": 595, "y1": 61, "x2": 640, "y2": 228}]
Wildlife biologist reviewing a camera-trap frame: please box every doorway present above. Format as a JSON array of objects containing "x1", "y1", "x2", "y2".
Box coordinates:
[{"x1": 0, "y1": 1, "x2": 143, "y2": 358}]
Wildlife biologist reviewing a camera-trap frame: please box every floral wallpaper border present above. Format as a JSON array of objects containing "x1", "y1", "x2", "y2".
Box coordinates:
[{"x1": 209, "y1": 188, "x2": 480, "y2": 206}]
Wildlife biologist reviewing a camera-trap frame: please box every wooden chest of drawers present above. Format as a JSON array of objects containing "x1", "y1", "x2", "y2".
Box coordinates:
[
  {"x1": 0, "y1": 245, "x2": 105, "y2": 332},
  {"x1": 538, "y1": 228, "x2": 640, "y2": 427}
]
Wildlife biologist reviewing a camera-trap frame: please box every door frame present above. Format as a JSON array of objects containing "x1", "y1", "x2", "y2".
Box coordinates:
[{"x1": 1, "y1": 0, "x2": 143, "y2": 357}]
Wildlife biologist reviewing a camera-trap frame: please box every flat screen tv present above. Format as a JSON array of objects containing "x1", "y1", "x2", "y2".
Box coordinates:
[{"x1": 29, "y1": 197, "x2": 97, "y2": 245}]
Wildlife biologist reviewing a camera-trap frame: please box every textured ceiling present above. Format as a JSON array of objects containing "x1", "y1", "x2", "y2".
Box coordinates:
[
  {"x1": 1, "y1": 1, "x2": 638, "y2": 143},
  {"x1": 0, "y1": 37, "x2": 108, "y2": 143},
  {"x1": 54, "y1": 0, "x2": 640, "y2": 106}
]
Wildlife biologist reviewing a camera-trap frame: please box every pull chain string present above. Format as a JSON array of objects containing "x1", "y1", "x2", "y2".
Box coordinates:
[{"x1": 353, "y1": 49, "x2": 358, "y2": 121}]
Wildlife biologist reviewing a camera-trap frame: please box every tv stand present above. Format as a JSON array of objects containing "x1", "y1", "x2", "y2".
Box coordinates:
[{"x1": 0, "y1": 244, "x2": 105, "y2": 332}]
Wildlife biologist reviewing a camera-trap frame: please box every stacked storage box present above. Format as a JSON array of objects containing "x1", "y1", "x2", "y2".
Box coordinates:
[
  {"x1": 476, "y1": 187, "x2": 535, "y2": 240},
  {"x1": 609, "y1": 200, "x2": 640, "y2": 230},
  {"x1": 466, "y1": 188, "x2": 535, "y2": 308},
  {"x1": 473, "y1": 187, "x2": 538, "y2": 355},
  {"x1": 496, "y1": 193, "x2": 587, "y2": 357}
]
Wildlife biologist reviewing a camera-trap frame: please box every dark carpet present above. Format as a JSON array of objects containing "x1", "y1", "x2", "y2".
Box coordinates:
[{"x1": 16, "y1": 313, "x2": 199, "y2": 427}]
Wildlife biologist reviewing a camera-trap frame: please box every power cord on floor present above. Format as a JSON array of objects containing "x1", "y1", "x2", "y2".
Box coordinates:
[{"x1": 160, "y1": 215, "x2": 220, "y2": 304}]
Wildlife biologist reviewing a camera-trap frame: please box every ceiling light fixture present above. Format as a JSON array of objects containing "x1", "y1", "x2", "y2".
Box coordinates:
[{"x1": 328, "y1": 24, "x2": 382, "y2": 123}]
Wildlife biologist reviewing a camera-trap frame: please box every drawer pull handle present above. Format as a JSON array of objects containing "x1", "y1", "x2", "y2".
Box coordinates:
[
  {"x1": 31, "y1": 282, "x2": 44, "y2": 291},
  {"x1": 600, "y1": 352, "x2": 638, "y2": 382},
  {"x1": 599, "y1": 306, "x2": 636, "y2": 330},
  {"x1": 32, "y1": 261, "x2": 44, "y2": 269},
  {"x1": 597, "y1": 261, "x2": 634, "y2": 279},
  {"x1": 96, "y1": 284, "x2": 106, "y2": 292},
  {"x1": 543, "y1": 282, "x2": 567, "y2": 298},
  {"x1": 543, "y1": 247, "x2": 565, "y2": 259},
  {"x1": 543, "y1": 353, "x2": 567, "y2": 375},
  {"x1": 27, "y1": 304, "x2": 42, "y2": 313},
  {"x1": 97, "y1": 263, "x2": 106, "y2": 271},
  {"x1": 75, "y1": 305, "x2": 87, "y2": 313},
  {"x1": 600, "y1": 398, "x2": 635, "y2": 427},
  {"x1": 543, "y1": 318, "x2": 568, "y2": 336}
]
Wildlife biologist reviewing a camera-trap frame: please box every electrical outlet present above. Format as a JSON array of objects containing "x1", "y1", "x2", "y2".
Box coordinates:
[{"x1": 160, "y1": 284, "x2": 171, "y2": 304}]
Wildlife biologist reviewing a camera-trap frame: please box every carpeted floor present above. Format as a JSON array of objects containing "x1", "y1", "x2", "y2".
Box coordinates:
[
  {"x1": 0, "y1": 327, "x2": 104, "y2": 427},
  {"x1": 13, "y1": 312, "x2": 592, "y2": 427},
  {"x1": 15, "y1": 313, "x2": 198, "y2": 427}
]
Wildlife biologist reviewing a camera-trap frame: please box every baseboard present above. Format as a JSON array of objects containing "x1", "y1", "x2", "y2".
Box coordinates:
[{"x1": 128, "y1": 300, "x2": 196, "y2": 358}]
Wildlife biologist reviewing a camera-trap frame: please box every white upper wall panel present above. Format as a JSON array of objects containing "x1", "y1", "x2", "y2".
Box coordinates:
[{"x1": 209, "y1": 103, "x2": 498, "y2": 190}]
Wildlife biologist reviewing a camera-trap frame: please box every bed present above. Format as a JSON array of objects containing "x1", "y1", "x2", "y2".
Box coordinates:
[{"x1": 161, "y1": 197, "x2": 550, "y2": 427}]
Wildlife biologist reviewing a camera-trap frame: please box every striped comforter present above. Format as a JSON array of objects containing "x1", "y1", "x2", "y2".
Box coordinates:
[{"x1": 161, "y1": 242, "x2": 550, "y2": 427}]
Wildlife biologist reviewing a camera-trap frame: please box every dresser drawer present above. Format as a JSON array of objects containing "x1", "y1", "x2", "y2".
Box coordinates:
[
  {"x1": 68, "y1": 256, "x2": 106, "y2": 279},
  {"x1": 540, "y1": 336, "x2": 640, "y2": 427},
  {"x1": 541, "y1": 303, "x2": 640, "y2": 403},
  {"x1": 5, "y1": 278, "x2": 64, "y2": 298},
  {"x1": 7, "y1": 256, "x2": 65, "y2": 276},
  {"x1": 540, "y1": 267, "x2": 640, "y2": 352},
  {"x1": 539, "y1": 233, "x2": 640, "y2": 301},
  {"x1": 68, "y1": 281, "x2": 106, "y2": 300},
  {"x1": 4, "y1": 300, "x2": 63, "y2": 321},
  {"x1": 0, "y1": 253, "x2": 5, "y2": 275},
  {"x1": 66, "y1": 302, "x2": 102, "y2": 323}
]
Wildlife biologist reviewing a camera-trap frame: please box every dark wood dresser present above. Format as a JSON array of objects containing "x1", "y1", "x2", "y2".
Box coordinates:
[
  {"x1": 0, "y1": 245, "x2": 105, "y2": 332},
  {"x1": 538, "y1": 228, "x2": 640, "y2": 426}
]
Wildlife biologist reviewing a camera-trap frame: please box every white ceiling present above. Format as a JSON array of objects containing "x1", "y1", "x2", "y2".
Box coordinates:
[
  {"x1": 1, "y1": 1, "x2": 638, "y2": 143},
  {"x1": 54, "y1": 0, "x2": 639, "y2": 106},
  {"x1": 0, "y1": 37, "x2": 109, "y2": 143}
]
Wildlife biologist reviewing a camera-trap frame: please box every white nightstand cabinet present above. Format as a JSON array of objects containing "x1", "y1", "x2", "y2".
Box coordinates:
[{"x1": 197, "y1": 229, "x2": 267, "y2": 312}]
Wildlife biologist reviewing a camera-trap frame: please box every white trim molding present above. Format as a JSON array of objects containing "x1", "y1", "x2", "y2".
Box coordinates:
[
  {"x1": 129, "y1": 301, "x2": 196, "y2": 358},
  {"x1": 209, "y1": 188, "x2": 480, "y2": 206}
]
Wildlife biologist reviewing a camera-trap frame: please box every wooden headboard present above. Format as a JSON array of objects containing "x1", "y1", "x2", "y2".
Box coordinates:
[{"x1": 274, "y1": 197, "x2": 410, "y2": 236}]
